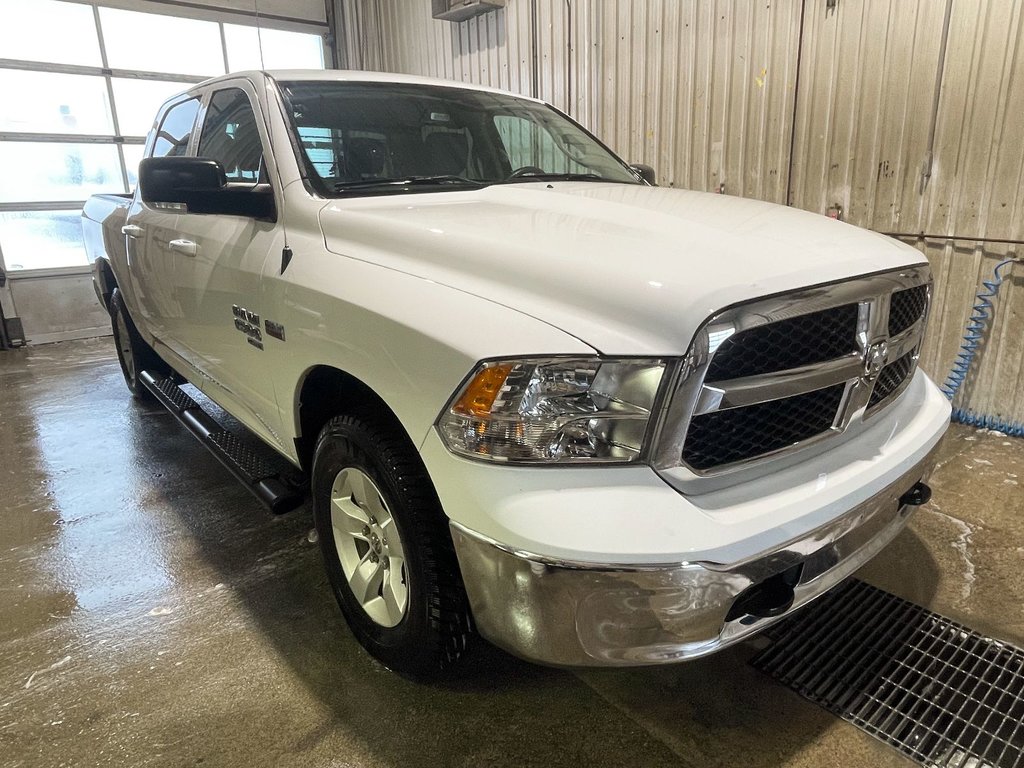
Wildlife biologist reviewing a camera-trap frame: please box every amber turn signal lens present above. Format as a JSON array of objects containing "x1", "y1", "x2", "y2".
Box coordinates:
[{"x1": 453, "y1": 363, "x2": 513, "y2": 416}]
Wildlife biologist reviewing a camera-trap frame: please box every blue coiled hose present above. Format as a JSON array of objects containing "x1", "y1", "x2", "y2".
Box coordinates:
[
  {"x1": 939, "y1": 257, "x2": 1024, "y2": 437},
  {"x1": 949, "y1": 408, "x2": 1024, "y2": 437}
]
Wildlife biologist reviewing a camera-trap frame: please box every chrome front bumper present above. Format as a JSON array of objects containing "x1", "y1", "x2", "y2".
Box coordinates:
[{"x1": 450, "y1": 445, "x2": 939, "y2": 667}]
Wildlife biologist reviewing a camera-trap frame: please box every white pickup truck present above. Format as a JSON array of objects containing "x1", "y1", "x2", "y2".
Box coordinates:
[{"x1": 83, "y1": 69, "x2": 950, "y2": 676}]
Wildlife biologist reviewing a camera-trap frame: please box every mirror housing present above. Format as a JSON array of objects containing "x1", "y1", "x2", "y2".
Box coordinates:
[
  {"x1": 630, "y1": 163, "x2": 657, "y2": 186},
  {"x1": 138, "y1": 156, "x2": 276, "y2": 221}
]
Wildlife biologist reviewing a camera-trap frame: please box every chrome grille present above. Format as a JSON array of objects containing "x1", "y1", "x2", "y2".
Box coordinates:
[
  {"x1": 889, "y1": 284, "x2": 929, "y2": 337},
  {"x1": 869, "y1": 351, "x2": 916, "y2": 410},
  {"x1": 705, "y1": 304, "x2": 860, "y2": 379},
  {"x1": 655, "y1": 267, "x2": 932, "y2": 478},
  {"x1": 683, "y1": 384, "x2": 845, "y2": 470}
]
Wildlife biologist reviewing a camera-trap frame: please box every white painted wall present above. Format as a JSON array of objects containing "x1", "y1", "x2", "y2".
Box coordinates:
[{"x1": 6, "y1": 272, "x2": 110, "y2": 345}]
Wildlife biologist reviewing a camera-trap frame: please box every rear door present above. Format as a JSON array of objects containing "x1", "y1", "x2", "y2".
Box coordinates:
[{"x1": 163, "y1": 80, "x2": 286, "y2": 449}]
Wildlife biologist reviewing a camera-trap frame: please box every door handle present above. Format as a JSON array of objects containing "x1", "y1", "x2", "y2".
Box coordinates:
[
  {"x1": 121, "y1": 224, "x2": 143, "y2": 236},
  {"x1": 168, "y1": 239, "x2": 198, "y2": 257}
]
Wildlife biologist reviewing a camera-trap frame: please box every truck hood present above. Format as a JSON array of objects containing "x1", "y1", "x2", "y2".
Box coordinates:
[{"x1": 319, "y1": 183, "x2": 926, "y2": 354}]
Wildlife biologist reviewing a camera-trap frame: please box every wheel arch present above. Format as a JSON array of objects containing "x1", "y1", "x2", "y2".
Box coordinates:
[
  {"x1": 294, "y1": 364, "x2": 417, "y2": 475},
  {"x1": 94, "y1": 256, "x2": 117, "y2": 313}
]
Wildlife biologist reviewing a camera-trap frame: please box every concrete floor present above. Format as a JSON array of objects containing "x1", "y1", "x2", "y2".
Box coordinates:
[{"x1": 2, "y1": 337, "x2": 1022, "y2": 768}]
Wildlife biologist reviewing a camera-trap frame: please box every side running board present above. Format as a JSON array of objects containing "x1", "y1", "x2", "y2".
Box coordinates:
[{"x1": 140, "y1": 370, "x2": 306, "y2": 514}]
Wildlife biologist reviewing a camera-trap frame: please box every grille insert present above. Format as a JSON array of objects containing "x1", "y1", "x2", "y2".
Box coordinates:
[
  {"x1": 889, "y1": 285, "x2": 928, "y2": 337},
  {"x1": 752, "y1": 579, "x2": 1024, "y2": 768},
  {"x1": 869, "y1": 352, "x2": 915, "y2": 409},
  {"x1": 682, "y1": 384, "x2": 845, "y2": 470},
  {"x1": 706, "y1": 303, "x2": 859, "y2": 381}
]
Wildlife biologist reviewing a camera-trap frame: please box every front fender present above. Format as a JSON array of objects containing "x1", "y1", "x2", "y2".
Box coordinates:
[{"x1": 265, "y1": 250, "x2": 596, "y2": 458}]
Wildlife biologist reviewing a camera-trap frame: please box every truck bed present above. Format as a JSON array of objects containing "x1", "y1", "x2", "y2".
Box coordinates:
[{"x1": 82, "y1": 193, "x2": 132, "y2": 311}]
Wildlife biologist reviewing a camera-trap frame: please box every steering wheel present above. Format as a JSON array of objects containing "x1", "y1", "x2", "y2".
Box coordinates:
[{"x1": 508, "y1": 166, "x2": 546, "y2": 178}]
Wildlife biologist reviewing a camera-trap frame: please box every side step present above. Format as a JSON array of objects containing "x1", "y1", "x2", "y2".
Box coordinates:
[{"x1": 140, "y1": 370, "x2": 306, "y2": 514}]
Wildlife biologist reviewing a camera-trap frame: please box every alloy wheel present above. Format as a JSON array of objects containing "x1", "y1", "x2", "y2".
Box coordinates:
[{"x1": 329, "y1": 467, "x2": 409, "y2": 627}]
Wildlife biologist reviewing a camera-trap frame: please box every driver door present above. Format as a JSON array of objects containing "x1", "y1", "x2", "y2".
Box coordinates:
[
  {"x1": 124, "y1": 95, "x2": 201, "y2": 355},
  {"x1": 163, "y1": 82, "x2": 285, "y2": 450}
]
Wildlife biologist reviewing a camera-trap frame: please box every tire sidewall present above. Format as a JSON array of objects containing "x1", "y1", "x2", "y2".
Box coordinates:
[
  {"x1": 111, "y1": 289, "x2": 169, "y2": 398},
  {"x1": 312, "y1": 418, "x2": 433, "y2": 664},
  {"x1": 110, "y1": 290, "x2": 143, "y2": 394}
]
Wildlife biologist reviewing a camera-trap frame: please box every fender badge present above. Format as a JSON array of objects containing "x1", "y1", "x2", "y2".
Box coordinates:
[{"x1": 265, "y1": 320, "x2": 286, "y2": 341}]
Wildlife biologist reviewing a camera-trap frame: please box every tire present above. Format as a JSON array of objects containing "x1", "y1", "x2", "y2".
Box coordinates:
[
  {"x1": 109, "y1": 288, "x2": 168, "y2": 400},
  {"x1": 312, "y1": 413, "x2": 473, "y2": 676}
]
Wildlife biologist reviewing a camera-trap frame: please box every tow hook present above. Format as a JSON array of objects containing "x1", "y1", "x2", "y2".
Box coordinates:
[
  {"x1": 899, "y1": 481, "x2": 932, "y2": 508},
  {"x1": 726, "y1": 563, "x2": 802, "y2": 623}
]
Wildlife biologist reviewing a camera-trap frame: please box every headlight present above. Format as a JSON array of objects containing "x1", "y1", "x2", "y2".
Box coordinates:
[{"x1": 437, "y1": 358, "x2": 666, "y2": 463}]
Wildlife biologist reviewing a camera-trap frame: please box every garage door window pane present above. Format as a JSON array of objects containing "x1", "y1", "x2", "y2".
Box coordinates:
[
  {"x1": 0, "y1": 70, "x2": 114, "y2": 135},
  {"x1": 0, "y1": 210, "x2": 87, "y2": 271},
  {"x1": 0, "y1": 143, "x2": 124, "y2": 203},
  {"x1": 112, "y1": 79, "x2": 194, "y2": 138},
  {"x1": 99, "y1": 7, "x2": 224, "y2": 77},
  {"x1": 224, "y1": 25, "x2": 325, "y2": 71},
  {"x1": 0, "y1": 0, "x2": 101, "y2": 67},
  {"x1": 123, "y1": 145, "x2": 145, "y2": 190}
]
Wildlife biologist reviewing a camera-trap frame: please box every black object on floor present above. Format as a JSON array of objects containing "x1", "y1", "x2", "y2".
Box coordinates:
[
  {"x1": 751, "y1": 579, "x2": 1024, "y2": 768},
  {"x1": 0, "y1": 266, "x2": 26, "y2": 349}
]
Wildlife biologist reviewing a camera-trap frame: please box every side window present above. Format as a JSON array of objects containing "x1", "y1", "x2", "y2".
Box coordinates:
[
  {"x1": 152, "y1": 98, "x2": 200, "y2": 158},
  {"x1": 198, "y1": 88, "x2": 265, "y2": 182}
]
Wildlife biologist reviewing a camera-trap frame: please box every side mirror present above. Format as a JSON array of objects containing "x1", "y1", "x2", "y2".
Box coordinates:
[
  {"x1": 138, "y1": 156, "x2": 276, "y2": 221},
  {"x1": 630, "y1": 163, "x2": 657, "y2": 186}
]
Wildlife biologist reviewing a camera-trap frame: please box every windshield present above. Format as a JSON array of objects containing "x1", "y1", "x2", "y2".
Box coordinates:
[{"x1": 277, "y1": 80, "x2": 641, "y2": 196}]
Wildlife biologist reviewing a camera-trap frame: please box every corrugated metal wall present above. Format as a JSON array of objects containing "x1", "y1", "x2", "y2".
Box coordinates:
[
  {"x1": 581, "y1": 1, "x2": 803, "y2": 203},
  {"x1": 336, "y1": 0, "x2": 533, "y2": 93},
  {"x1": 335, "y1": 0, "x2": 1024, "y2": 425},
  {"x1": 790, "y1": 0, "x2": 1024, "y2": 426},
  {"x1": 921, "y1": 0, "x2": 1024, "y2": 425},
  {"x1": 788, "y1": 0, "x2": 947, "y2": 229}
]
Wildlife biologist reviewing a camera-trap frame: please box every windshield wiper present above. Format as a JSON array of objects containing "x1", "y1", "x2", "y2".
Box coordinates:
[
  {"x1": 333, "y1": 175, "x2": 487, "y2": 192},
  {"x1": 502, "y1": 172, "x2": 625, "y2": 183}
]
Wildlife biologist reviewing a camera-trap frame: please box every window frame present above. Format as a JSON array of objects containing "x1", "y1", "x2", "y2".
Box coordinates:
[{"x1": 0, "y1": 0, "x2": 328, "y2": 277}]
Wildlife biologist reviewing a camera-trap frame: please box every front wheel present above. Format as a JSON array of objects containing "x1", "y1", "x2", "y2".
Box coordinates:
[
  {"x1": 312, "y1": 414, "x2": 473, "y2": 676},
  {"x1": 109, "y1": 288, "x2": 168, "y2": 400}
]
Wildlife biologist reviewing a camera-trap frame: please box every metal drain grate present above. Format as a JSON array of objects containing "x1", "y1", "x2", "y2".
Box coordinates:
[{"x1": 751, "y1": 579, "x2": 1024, "y2": 768}]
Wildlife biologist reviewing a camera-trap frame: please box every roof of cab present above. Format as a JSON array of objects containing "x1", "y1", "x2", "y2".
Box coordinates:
[{"x1": 190, "y1": 69, "x2": 542, "y2": 102}]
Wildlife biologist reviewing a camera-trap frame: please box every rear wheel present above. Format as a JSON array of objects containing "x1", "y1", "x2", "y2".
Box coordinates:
[
  {"x1": 109, "y1": 288, "x2": 167, "y2": 400},
  {"x1": 312, "y1": 413, "x2": 473, "y2": 676}
]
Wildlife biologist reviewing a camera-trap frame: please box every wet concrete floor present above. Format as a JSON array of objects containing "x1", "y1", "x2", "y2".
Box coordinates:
[{"x1": 1, "y1": 337, "x2": 1022, "y2": 767}]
